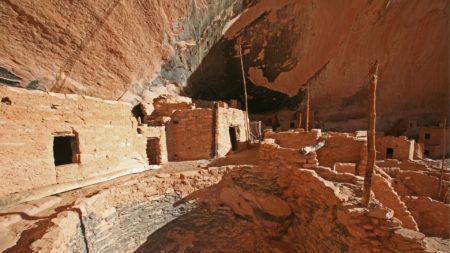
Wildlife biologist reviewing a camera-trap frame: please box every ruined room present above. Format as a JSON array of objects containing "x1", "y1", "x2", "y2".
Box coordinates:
[{"x1": 0, "y1": 0, "x2": 449, "y2": 252}]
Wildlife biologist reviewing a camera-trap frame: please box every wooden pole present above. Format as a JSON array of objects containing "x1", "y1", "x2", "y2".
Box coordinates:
[
  {"x1": 362, "y1": 61, "x2": 379, "y2": 207},
  {"x1": 297, "y1": 110, "x2": 302, "y2": 130},
  {"x1": 239, "y1": 44, "x2": 251, "y2": 141},
  {"x1": 438, "y1": 118, "x2": 447, "y2": 199},
  {"x1": 305, "y1": 83, "x2": 310, "y2": 132}
]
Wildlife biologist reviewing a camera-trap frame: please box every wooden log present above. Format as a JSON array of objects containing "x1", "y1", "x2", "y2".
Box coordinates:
[
  {"x1": 362, "y1": 61, "x2": 379, "y2": 207},
  {"x1": 239, "y1": 44, "x2": 251, "y2": 141},
  {"x1": 439, "y1": 117, "x2": 447, "y2": 199},
  {"x1": 305, "y1": 83, "x2": 310, "y2": 132}
]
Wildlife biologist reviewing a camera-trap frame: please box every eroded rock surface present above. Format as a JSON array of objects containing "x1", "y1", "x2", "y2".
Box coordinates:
[{"x1": 1, "y1": 0, "x2": 448, "y2": 131}]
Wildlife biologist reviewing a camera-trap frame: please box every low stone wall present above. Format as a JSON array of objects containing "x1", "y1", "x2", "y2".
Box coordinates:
[
  {"x1": 372, "y1": 174, "x2": 418, "y2": 231},
  {"x1": 259, "y1": 139, "x2": 318, "y2": 168},
  {"x1": 317, "y1": 132, "x2": 366, "y2": 168},
  {"x1": 263, "y1": 129, "x2": 321, "y2": 149},
  {"x1": 377, "y1": 160, "x2": 430, "y2": 172},
  {"x1": 382, "y1": 168, "x2": 447, "y2": 201},
  {"x1": 402, "y1": 196, "x2": 450, "y2": 238}
]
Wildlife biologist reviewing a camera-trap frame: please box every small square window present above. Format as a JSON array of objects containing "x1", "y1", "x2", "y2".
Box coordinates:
[
  {"x1": 53, "y1": 136, "x2": 79, "y2": 166},
  {"x1": 424, "y1": 133, "x2": 430, "y2": 140},
  {"x1": 424, "y1": 150, "x2": 430, "y2": 156},
  {"x1": 386, "y1": 148, "x2": 394, "y2": 159}
]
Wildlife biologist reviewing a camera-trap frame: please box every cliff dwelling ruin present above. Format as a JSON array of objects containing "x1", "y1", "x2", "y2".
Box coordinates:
[{"x1": 0, "y1": 0, "x2": 449, "y2": 253}]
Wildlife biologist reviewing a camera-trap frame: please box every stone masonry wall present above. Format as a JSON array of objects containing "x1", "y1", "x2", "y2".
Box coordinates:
[
  {"x1": 216, "y1": 107, "x2": 247, "y2": 157},
  {"x1": 259, "y1": 139, "x2": 319, "y2": 168},
  {"x1": 138, "y1": 125, "x2": 168, "y2": 164},
  {"x1": 151, "y1": 95, "x2": 194, "y2": 119},
  {"x1": 317, "y1": 132, "x2": 366, "y2": 168},
  {"x1": 376, "y1": 136, "x2": 414, "y2": 161},
  {"x1": 166, "y1": 108, "x2": 214, "y2": 161},
  {"x1": 208, "y1": 166, "x2": 430, "y2": 253},
  {"x1": 372, "y1": 174, "x2": 418, "y2": 231},
  {"x1": 402, "y1": 196, "x2": 450, "y2": 238},
  {"x1": 263, "y1": 129, "x2": 321, "y2": 149},
  {"x1": 0, "y1": 86, "x2": 147, "y2": 198},
  {"x1": 418, "y1": 127, "x2": 449, "y2": 159}
]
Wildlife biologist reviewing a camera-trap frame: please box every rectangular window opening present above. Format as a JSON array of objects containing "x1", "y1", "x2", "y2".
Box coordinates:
[
  {"x1": 386, "y1": 148, "x2": 394, "y2": 159},
  {"x1": 290, "y1": 121, "x2": 295, "y2": 129},
  {"x1": 424, "y1": 133, "x2": 430, "y2": 140},
  {"x1": 147, "y1": 138, "x2": 160, "y2": 165},
  {"x1": 229, "y1": 127, "x2": 238, "y2": 151},
  {"x1": 53, "y1": 136, "x2": 79, "y2": 166}
]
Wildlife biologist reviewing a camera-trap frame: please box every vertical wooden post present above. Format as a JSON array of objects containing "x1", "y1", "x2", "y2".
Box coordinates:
[
  {"x1": 213, "y1": 102, "x2": 220, "y2": 158},
  {"x1": 305, "y1": 83, "x2": 310, "y2": 132},
  {"x1": 362, "y1": 61, "x2": 379, "y2": 207},
  {"x1": 439, "y1": 118, "x2": 447, "y2": 199},
  {"x1": 239, "y1": 44, "x2": 251, "y2": 141},
  {"x1": 297, "y1": 110, "x2": 302, "y2": 130}
]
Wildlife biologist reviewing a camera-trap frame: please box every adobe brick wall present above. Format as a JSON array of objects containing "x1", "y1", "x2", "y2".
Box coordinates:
[
  {"x1": 0, "y1": 86, "x2": 147, "y2": 198},
  {"x1": 216, "y1": 107, "x2": 247, "y2": 157},
  {"x1": 138, "y1": 125, "x2": 168, "y2": 164},
  {"x1": 317, "y1": 132, "x2": 366, "y2": 168},
  {"x1": 376, "y1": 136, "x2": 414, "y2": 161},
  {"x1": 418, "y1": 127, "x2": 449, "y2": 158},
  {"x1": 166, "y1": 109, "x2": 214, "y2": 161},
  {"x1": 166, "y1": 107, "x2": 247, "y2": 161}
]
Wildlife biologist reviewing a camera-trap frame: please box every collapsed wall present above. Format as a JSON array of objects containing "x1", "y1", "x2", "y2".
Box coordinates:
[
  {"x1": 19, "y1": 168, "x2": 227, "y2": 253},
  {"x1": 24, "y1": 165, "x2": 431, "y2": 253},
  {"x1": 136, "y1": 165, "x2": 431, "y2": 252}
]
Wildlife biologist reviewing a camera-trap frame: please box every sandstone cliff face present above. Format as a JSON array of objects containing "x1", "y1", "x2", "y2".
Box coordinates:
[
  {"x1": 0, "y1": 0, "x2": 246, "y2": 103},
  {"x1": 188, "y1": 0, "x2": 449, "y2": 131},
  {"x1": 1, "y1": 0, "x2": 448, "y2": 131}
]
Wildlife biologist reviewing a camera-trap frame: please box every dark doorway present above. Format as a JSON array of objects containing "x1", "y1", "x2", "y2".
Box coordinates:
[
  {"x1": 147, "y1": 138, "x2": 160, "y2": 164},
  {"x1": 290, "y1": 121, "x2": 295, "y2": 129},
  {"x1": 424, "y1": 150, "x2": 430, "y2": 157},
  {"x1": 53, "y1": 136, "x2": 77, "y2": 166},
  {"x1": 229, "y1": 127, "x2": 238, "y2": 151},
  {"x1": 132, "y1": 104, "x2": 145, "y2": 124},
  {"x1": 386, "y1": 148, "x2": 394, "y2": 159}
]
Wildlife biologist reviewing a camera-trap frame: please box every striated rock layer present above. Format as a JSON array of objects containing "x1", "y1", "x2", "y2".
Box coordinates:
[
  {"x1": 1, "y1": 0, "x2": 448, "y2": 131},
  {"x1": 0, "y1": 0, "x2": 246, "y2": 103},
  {"x1": 187, "y1": 0, "x2": 449, "y2": 130}
]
